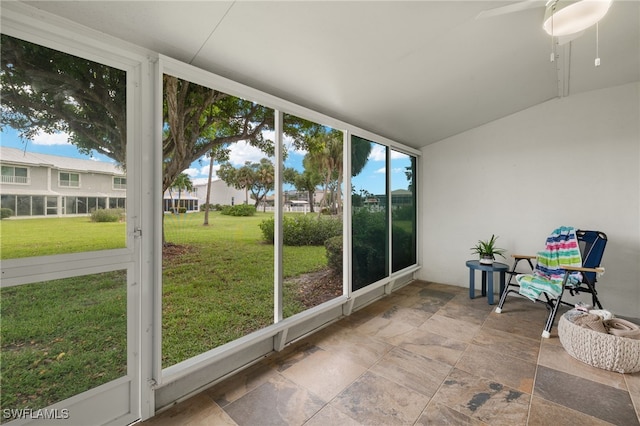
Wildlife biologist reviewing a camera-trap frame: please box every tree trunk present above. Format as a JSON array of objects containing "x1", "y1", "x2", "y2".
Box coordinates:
[{"x1": 203, "y1": 154, "x2": 214, "y2": 226}]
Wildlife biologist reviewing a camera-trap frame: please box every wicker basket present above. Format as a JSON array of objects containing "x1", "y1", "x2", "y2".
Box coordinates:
[{"x1": 558, "y1": 314, "x2": 640, "y2": 373}]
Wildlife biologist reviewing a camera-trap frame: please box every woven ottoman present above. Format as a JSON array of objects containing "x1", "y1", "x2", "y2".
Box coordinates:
[{"x1": 558, "y1": 314, "x2": 640, "y2": 373}]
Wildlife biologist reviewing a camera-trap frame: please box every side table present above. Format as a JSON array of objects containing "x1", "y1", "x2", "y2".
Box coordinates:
[{"x1": 465, "y1": 260, "x2": 509, "y2": 305}]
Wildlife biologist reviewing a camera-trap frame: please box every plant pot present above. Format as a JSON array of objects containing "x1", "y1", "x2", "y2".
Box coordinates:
[{"x1": 479, "y1": 256, "x2": 494, "y2": 265}]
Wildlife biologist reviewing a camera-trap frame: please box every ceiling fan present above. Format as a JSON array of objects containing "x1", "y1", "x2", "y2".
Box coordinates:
[{"x1": 476, "y1": 0, "x2": 613, "y2": 39}]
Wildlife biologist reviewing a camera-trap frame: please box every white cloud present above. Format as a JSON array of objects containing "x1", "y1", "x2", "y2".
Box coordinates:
[
  {"x1": 391, "y1": 150, "x2": 408, "y2": 159},
  {"x1": 228, "y1": 141, "x2": 272, "y2": 166},
  {"x1": 183, "y1": 168, "x2": 200, "y2": 178},
  {"x1": 368, "y1": 144, "x2": 411, "y2": 162},
  {"x1": 31, "y1": 130, "x2": 72, "y2": 146},
  {"x1": 368, "y1": 144, "x2": 386, "y2": 161},
  {"x1": 375, "y1": 167, "x2": 386, "y2": 174}
]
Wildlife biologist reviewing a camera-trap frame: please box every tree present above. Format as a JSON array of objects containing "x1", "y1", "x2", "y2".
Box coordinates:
[
  {"x1": 168, "y1": 173, "x2": 194, "y2": 214},
  {"x1": 1, "y1": 34, "x2": 274, "y2": 198},
  {"x1": 218, "y1": 159, "x2": 275, "y2": 209},
  {"x1": 305, "y1": 130, "x2": 343, "y2": 214},
  {"x1": 351, "y1": 136, "x2": 373, "y2": 177},
  {"x1": 283, "y1": 166, "x2": 322, "y2": 213},
  {"x1": 203, "y1": 144, "x2": 230, "y2": 226},
  {"x1": 1, "y1": 34, "x2": 127, "y2": 165}
]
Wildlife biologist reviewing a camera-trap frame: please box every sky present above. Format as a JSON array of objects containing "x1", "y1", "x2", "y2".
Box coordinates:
[{"x1": 1, "y1": 127, "x2": 412, "y2": 196}]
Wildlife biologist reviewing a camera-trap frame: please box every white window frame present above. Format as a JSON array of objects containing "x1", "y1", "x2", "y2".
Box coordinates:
[
  {"x1": 58, "y1": 171, "x2": 80, "y2": 188},
  {"x1": 1, "y1": 165, "x2": 30, "y2": 184},
  {"x1": 113, "y1": 176, "x2": 127, "y2": 190}
]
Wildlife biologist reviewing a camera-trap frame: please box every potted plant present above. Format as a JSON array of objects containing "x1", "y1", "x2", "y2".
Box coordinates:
[{"x1": 471, "y1": 234, "x2": 506, "y2": 265}]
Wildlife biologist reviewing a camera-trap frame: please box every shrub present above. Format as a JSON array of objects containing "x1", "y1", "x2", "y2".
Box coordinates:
[
  {"x1": 199, "y1": 203, "x2": 217, "y2": 211},
  {"x1": 351, "y1": 208, "x2": 387, "y2": 289},
  {"x1": 259, "y1": 215, "x2": 342, "y2": 246},
  {"x1": 0, "y1": 208, "x2": 13, "y2": 219},
  {"x1": 392, "y1": 205, "x2": 415, "y2": 221},
  {"x1": 220, "y1": 204, "x2": 256, "y2": 217},
  {"x1": 392, "y1": 223, "x2": 415, "y2": 272},
  {"x1": 91, "y1": 208, "x2": 124, "y2": 223},
  {"x1": 324, "y1": 236, "x2": 342, "y2": 274},
  {"x1": 178, "y1": 207, "x2": 187, "y2": 214}
]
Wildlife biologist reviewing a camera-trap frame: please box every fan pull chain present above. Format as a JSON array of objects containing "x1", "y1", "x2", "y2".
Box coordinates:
[{"x1": 595, "y1": 22, "x2": 601, "y2": 67}]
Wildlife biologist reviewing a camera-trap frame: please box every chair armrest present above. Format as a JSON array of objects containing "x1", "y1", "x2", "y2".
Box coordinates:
[
  {"x1": 511, "y1": 254, "x2": 536, "y2": 259},
  {"x1": 563, "y1": 265, "x2": 605, "y2": 274}
]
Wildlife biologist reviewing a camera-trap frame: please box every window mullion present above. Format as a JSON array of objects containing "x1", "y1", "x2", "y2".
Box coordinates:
[{"x1": 274, "y1": 110, "x2": 283, "y2": 323}]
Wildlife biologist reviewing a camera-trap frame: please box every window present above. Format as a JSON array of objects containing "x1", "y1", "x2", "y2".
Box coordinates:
[
  {"x1": 161, "y1": 73, "x2": 275, "y2": 368},
  {"x1": 59, "y1": 172, "x2": 80, "y2": 187},
  {"x1": 113, "y1": 176, "x2": 126, "y2": 190},
  {"x1": 1, "y1": 165, "x2": 29, "y2": 184},
  {"x1": 351, "y1": 136, "x2": 389, "y2": 290},
  {"x1": 282, "y1": 113, "x2": 344, "y2": 318},
  {"x1": 391, "y1": 151, "x2": 417, "y2": 272},
  {"x1": 46, "y1": 197, "x2": 57, "y2": 216}
]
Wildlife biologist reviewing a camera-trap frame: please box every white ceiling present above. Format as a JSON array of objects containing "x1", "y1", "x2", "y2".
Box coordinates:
[{"x1": 19, "y1": 1, "x2": 640, "y2": 149}]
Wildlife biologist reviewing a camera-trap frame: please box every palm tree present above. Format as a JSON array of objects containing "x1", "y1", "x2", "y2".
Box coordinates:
[
  {"x1": 169, "y1": 173, "x2": 194, "y2": 214},
  {"x1": 306, "y1": 130, "x2": 344, "y2": 215},
  {"x1": 255, "y1": 158, "x2": 275, "y2": 211}
]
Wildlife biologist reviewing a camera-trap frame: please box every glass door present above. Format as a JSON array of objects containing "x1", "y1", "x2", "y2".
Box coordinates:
[{"x1": 0, "y1": 33, "x2": 139, "y2": 425}]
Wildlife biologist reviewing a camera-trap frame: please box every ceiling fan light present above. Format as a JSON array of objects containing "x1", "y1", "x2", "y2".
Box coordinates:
[{"x1": 543, "y1": 0, "x2": 613, "y2": 36}]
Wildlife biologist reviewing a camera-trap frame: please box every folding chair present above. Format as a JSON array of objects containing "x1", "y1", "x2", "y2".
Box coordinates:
[{"x1": 495, "y1": 227, "x2": 607, "y2": 338}]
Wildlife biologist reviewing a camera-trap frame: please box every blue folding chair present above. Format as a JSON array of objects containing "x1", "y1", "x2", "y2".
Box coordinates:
[{"x1": 495, "y1": 229, "x2": 607, "y2": 338}]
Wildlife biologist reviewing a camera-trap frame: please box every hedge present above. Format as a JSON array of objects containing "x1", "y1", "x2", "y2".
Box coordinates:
[
  {"x1": 259, "y1": 214, "x2": 342, "y2": 246},
  {"x1": 0, "y1": 208, "x2": 13, "y2": 219},
  {"x1": 90, "y1": 208, "x2": 125, "y2": 223},
  {"x1": 220, "y1": 204, "x2": 256, "y2": 217}
]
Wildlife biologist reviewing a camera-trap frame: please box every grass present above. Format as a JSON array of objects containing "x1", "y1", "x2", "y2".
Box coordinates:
[
  {"x1": 0, "y1": 271, "x2": 127, "y2": 413},
  {"x1": 0, "y1": 217, "x2": 126, "y2": 258},
  {"x1": 0, "y1": 211, "x2": 333, "y2": 412},
  {"x1": 161, "y1": 212, "x2": 328, "y2": 366}
]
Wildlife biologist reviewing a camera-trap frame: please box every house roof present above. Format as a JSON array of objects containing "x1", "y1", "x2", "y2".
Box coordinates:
[
  {"x1": 13, "y1": 1, "x2": 639, "y2": 149},
  {"x1": 0, "y1": 146, "x2": 124, "y2": 176}
]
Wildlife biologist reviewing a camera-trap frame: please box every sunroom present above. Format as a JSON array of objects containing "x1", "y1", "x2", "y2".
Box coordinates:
[{"x1": 0, "y1": 1, "x2": 638, "y2": 425}]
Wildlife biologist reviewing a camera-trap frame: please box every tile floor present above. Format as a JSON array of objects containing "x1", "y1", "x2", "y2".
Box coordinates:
[{"x1": 144, "y1": 281, "x2": 640, "y2": 426}]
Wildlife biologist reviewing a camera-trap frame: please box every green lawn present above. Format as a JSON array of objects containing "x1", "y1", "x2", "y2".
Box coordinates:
[
  {"x1": 0, "y1": 216, "x2": 126, "y2": 258},
  {"x1": 161, "y1": 212, "x2": 328, "y2": 366},
  {"x1": 0, "y1": 211, "x2": 331, "y2": 413}
]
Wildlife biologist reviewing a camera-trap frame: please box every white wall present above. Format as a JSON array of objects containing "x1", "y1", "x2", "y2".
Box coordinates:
[
  {"x1": 195, "y1": 180, "x2": 247, "y2": 206},
  {"x1": 418, "y1": 82, "x2": 640, "y2": 317}
]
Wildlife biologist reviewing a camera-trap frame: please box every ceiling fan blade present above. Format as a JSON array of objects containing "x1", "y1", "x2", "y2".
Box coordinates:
[{"x1": 476, "y1": 0, "x2": 545, "y2": 20}]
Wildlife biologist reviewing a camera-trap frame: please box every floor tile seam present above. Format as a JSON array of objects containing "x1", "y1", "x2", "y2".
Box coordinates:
[
  {"x1": 451, "y1": 361, "x2": 535, "y2": 400},
  {"x1": 624, "y1": 375, "x2": 640, "y2": 422},
  {"x1": 480, "y1": 316, "x2": 546, "y2": 344},
  {"x1": 525, "y1": 336, "x2": 546, "y2": 426},
  {"x1": 454, "y1": 332, "x2": 536, "y2": 397},
  {"x1": 410, "y1": 397, "x2": 471, "y2": 426},
  {"x1": 368, "y1": 348, "x2": 455, "y2": 400},
  {"x1": 530, "y1": 353, "x2": 639, "y2": 424},
  {"x1": 316, "y1": 397, "x2": 366, "y2": 426},
  {"x1": 420, "y1": 366, "x2": 499, "y2": 426},
  {"x1": 527, "y1": 395, "x2": 620, "y2": 426},
  {"x1": 536, "y1": 362, "x2": 633, "y2": 395},
  {"x1": 298, "y1": 367, "x2": 385, "y2": 426}
]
